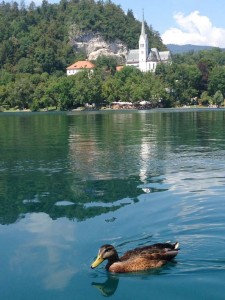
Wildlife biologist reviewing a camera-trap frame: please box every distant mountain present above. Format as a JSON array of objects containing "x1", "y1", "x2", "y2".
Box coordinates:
[{"x1": 166, "y1": 44, "x2": 224, "y2": 54}]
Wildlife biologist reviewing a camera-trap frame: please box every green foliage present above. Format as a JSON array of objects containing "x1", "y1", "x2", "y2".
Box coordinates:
[
  {"x1": 200, "y1": 91, "x2": 212, "y2": 106},
  {"x1": 208, "y1": 66, "x2": 225, "y2": 97},
  {"x1": 213, "y1": 90, "x2": 224, "y2": 106},
  {"x1": 1, "y1": 0, "x2": 225, "y2": 110},
  {"x1": 95, "y1": 55, "x2": 117, "y2": 74},
  {"x1": 0, "y1": 0, "x2": 165, "y2": 75}
]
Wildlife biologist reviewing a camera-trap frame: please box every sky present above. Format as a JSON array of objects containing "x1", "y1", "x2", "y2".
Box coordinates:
[
  {"x1": 112, "y1": 0, "x2": 225, "y2": 47},
  {"x1": 21, "y1": 0, "x2": 225, "y2": 47}
]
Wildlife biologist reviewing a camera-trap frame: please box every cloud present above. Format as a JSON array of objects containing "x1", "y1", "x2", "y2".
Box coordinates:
[
  {"x1": 11, "y1": 213, "x2": 77, "y2": 290},
  {"x1": 162, "y1": 11, "x2": 225, "y2": 47}
]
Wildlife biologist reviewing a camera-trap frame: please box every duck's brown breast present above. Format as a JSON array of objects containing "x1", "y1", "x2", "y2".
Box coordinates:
[{"x1": 108, "y1": 257, "x2": 166, "y2": 273}]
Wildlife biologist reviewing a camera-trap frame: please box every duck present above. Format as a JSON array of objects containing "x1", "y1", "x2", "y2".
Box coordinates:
[{"x1": 91, "y1": 242, "x2": 179, "y2": 273}]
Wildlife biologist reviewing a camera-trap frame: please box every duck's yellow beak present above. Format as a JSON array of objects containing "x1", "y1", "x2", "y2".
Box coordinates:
[{"x1": 91, "y1": 254, "x2": 104, "y2": 269}]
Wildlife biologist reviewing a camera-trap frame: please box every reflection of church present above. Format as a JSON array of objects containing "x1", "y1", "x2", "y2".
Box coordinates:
[{"x1": 126, "y1": 14, "x2": 171, "y2": 72}]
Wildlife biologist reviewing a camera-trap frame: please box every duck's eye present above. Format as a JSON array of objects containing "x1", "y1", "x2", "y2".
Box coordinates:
[{"x1": 105, "y1": 248, "x2": 111, "y2": 252}]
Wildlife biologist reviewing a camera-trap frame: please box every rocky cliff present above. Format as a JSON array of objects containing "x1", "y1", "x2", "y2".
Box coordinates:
[{"x1": 69, "y1": 25, "x2": 128, "y2": 63}]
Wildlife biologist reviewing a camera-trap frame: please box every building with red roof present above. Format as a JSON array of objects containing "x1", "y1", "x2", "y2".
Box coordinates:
[{"x1": 66, "y1": 60, "x2": 95, "y2": 76}]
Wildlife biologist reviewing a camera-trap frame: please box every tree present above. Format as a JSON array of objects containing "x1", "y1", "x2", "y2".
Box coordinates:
[
  {"x1": 102, "y1": 75, "x2": 119, "y2": 103},
  {"x1": 95, "y1": 55, "x2": 117, "y2": 75},
  {"x1": 197, "y1": 59, "x2": 214, "y2": 92},
  {"x1": 200, "y1": 91, "x2": 212, "y2": 106},
  {"x1": 213, "y1": 90, "x2": 224, "y2": 107},
  {"x1": 208, "y1": 66, "x2": 225, "y2": 97},
  {"x1": 158, "y1": 63, "x2": 201, "y2": 105},
  {"x1": 71, "y1": 70, "x2": 103, "y2": 106},
  {"x1": 47, "y1": 76, "x2": 75, "y2": 110}
]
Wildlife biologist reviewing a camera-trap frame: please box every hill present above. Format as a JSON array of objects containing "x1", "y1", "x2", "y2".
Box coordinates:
[
  {"x1": 0, "y1": 0, "x2": 166, "y2": 75},
  {"x1": 166, "y1": 44, "x2": 223, "y2": 54}
]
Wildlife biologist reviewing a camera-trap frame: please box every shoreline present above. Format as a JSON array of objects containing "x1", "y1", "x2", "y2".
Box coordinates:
[{"x1": 0, "y1": 106, "x2": 223, "y2": 115}]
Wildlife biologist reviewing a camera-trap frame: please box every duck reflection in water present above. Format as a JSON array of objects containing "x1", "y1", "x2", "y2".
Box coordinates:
[
  {"x1": 92, "y1": 274, "x2": 119, "y2": 297},
  {"x1": 91, "y1": 265, "x2": 176, "y2": 297}
]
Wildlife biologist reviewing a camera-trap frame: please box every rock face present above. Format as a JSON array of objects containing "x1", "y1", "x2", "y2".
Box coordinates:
[{"x1": 69, "y1": 25, "x2": 128, "y2": 63}]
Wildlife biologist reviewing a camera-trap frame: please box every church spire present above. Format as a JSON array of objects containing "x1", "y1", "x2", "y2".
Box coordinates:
[
  {"x1": 141, "y1": 9, "x2": 146, "y2": 36},
  {"x1": 139, "y1": 9, "x2": 149, "y2": 72}
]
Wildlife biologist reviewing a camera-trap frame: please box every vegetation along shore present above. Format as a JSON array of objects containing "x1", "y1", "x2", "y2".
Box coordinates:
[{"x1": 0, "y1": 0, "x2": 225, "y2": 112}]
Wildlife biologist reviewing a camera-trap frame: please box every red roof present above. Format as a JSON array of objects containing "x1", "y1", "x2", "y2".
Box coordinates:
[
  {"x1": 67, "y1": 60, "x2": 95, "y2": 70},
  {"x1": 116, "y1": 65, "x2": 124, "y2": 71}
]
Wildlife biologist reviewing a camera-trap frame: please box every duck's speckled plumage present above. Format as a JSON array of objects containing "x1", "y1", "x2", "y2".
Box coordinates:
[{"x1": 91, "y1": 242, "x2": 179, "y2": 273}]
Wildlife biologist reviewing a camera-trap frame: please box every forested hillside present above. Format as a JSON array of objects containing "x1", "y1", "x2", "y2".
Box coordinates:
[
  {"x1": 0, "y1": 0, "x2": 165, "y2": 74},
  {"x1": 0, "y1": 0, "x2": 225, "y2": 111},
  {"x1": 167, "y1": 44, "x2": 216, "y2": 54}
]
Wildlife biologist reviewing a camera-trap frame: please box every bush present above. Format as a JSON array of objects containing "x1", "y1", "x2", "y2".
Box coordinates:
[{"x1": 30, "y1": 99, "x2": 40, "y2": 112}]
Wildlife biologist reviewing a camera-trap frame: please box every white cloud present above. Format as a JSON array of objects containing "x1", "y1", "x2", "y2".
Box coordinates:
[
  {"x1": 11, "y1": 213, "x2": 77, "y2": 290},
  {"x1": 162, "y1": 11, "x2": 225, "y2": 47}
]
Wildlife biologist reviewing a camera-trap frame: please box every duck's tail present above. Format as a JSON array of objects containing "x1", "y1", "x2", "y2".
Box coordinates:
[
  {"x1": 174, "y1": 242, "x2": 179, "y2": 250},
  {"x1": 166, "y1": 241, "x2": 180, "y2": 250}
]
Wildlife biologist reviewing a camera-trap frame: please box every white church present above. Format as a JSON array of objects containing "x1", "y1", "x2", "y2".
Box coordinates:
[{"x1": 126, "y1": 15, "x2": 171, "y2": 72}]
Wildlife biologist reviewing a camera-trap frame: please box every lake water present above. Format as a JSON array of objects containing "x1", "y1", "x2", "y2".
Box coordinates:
[{"x1": 0, "y1": 109, "x2": 225, "y2": 299}]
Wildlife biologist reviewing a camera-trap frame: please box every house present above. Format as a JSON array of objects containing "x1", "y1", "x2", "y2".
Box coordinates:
[
  {"x1": 116, "y1": 65, "x2": 124, "y2": 71},
  {"x1": 66, "y1": 60, "x2": 95, "y2": 76},
  {"x1": 126, "y1": 14, "x2": 171, "y2": 72}
]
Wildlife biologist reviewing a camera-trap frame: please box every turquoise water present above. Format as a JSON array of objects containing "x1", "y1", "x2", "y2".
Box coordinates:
[{"x1": 0, "y1": 109, "x2": 225, "y2": 299}]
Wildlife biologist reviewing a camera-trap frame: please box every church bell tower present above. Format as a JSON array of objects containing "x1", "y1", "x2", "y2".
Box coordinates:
[{"x1": 139, "y1": 11, "x2": 148, "y2": 72}]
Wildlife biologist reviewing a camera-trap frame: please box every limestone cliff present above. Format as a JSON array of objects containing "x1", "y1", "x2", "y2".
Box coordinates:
[{"x1": 69, "y1": 25, "x2": 128, "y2": 63}]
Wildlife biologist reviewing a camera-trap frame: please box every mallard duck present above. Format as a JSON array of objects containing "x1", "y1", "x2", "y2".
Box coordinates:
[{"x1": 91, "y1": 242, "x2": 179, "y2": 273}]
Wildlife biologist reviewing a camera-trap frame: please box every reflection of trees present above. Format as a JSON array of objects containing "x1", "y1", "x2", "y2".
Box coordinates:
[
  {"x1": 22, "y1": 176, "x2": 142, "y2": 222},
  {"x1": 1, "y1": 110, "x2": 224, "y2": 225},
  {"x1": 0, "y1": 113, "x2": 145, "y2": 224},
  {"x1": 0, "y1": 113, "x2": 69, "y2": 224}
]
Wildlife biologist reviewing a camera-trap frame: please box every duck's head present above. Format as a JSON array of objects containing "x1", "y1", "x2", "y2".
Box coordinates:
[{"x1": 91, "y1": 244, "x2": 119, "y2": 269}]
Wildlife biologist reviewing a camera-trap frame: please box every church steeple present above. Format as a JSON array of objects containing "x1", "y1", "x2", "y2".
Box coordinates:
[
  {"x1": 139, "y1": 10, "x2": 149, "y2": 72},
  {"x1": 141, "y1": 10, "x2": 146, "y2": 37}
]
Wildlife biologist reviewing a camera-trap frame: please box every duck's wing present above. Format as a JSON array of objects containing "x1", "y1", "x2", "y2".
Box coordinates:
[{"x1": 120, "y1": 242, "x2": 179, "y2": 261}]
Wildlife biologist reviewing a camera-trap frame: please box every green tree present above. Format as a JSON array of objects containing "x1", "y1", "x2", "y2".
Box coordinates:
[
  {"x1": 71, "y1": 70, "x2": 103, "y2": 107},
  {"x1": 200, "y1": 91, "x2": 212, "y2": 106},
  {"x1": 208, "y1": 66, "x2": 225, "y2": 96},
  {"x1": 102, "y1": 75, "x2": 119, "y2": 103},
  {"x1": 213, "y1": 90, "x2": 223, "y2": 107},
  {"x1": 95, "y1": 55, "x2": 117, "y2": 75},
  {"x1": 158, "y1": 63, "x2": 201, "y2": 105}
]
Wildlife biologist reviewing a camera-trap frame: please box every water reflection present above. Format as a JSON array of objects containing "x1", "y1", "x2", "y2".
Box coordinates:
[
  {"x1": 92, "y1": 274, "x2": 119, "y2": 297},
  {"x1": 1, "y1": 110, "x2": 225, "y2": 299},
  {"x1": 139, "y1": 136, "x2": 157, "y2": 183},
  {"x1": 10, "y1": 213, "x2": 77, "y2": 290},
  {"x1": 91, "y1": 264, "x2": 175, "y2": 297},
  {"x1": 0, "y1": 110, "x2": 225, "y2": 225}
]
